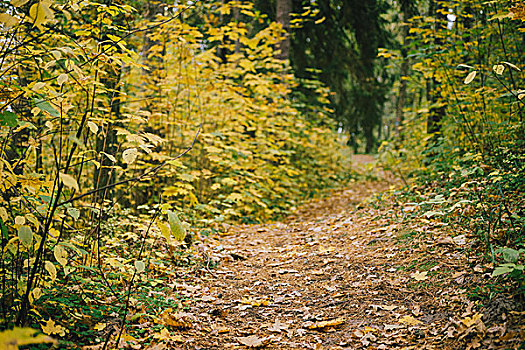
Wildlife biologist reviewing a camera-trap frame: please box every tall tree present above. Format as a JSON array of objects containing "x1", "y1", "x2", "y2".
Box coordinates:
[
  {"x1": 288, "y1": 0, "x2": 390, "y2": 153},
  {"x1": 276, "y1": 0, "x2": 292, "y2": 59}
]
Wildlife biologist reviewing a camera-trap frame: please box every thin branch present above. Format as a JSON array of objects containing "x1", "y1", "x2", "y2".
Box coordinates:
[{"x1": 57, "y1": 124, "x2": 201, "y2": 208}]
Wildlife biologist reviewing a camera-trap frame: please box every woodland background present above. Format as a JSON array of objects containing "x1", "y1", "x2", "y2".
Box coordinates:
[{"x1": 0, "y1": 0, "x2": 523, "y2": 348}]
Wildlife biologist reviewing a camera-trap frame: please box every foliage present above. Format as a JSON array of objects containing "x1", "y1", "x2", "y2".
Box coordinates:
[
  {"x1": 0, "y1": 0, "x2": 348, "y2": 346},
  {"x1": 379, "y1": 0, "x2": 525, "y2": 296},
  {"x1": 254, "y1": 0, "x2": 392, "y2": 153}
]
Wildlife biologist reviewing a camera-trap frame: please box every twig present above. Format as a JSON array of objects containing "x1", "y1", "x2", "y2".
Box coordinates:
[{"x1": 57, "y1": 124, "x2": 201, "y2": 207}]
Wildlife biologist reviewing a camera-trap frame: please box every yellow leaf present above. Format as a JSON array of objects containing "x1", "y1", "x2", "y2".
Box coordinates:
[
  {"x1": 87, "y1": 121, "x2": 99, "y2": 134},
  {"x1": 94, "y1": 323, "x2": 107, "y2": 331},
  {"x1": 0, "y1": 327, "x2": 55, "y2": 349},
  {"x1": 188, "y1": 192, "x2": 199, "y2": 206},
  {"x1": 54, "y1": 245, "x2": 67, "y2": 266},
  {"x1": 59, "y1": 173, "x2": 79, "y2": 192},
  {"x1": 29, "y1": 3, "x2": 46, "y2": 28},
  {"x1": 0, "y1": 13, "x2": 19, "y2": 27},
  {"x1": 227, "y1": 192, "x2": 243, "y2": 202},
  {"x1": 493, "y1": 64, "x2": 505, "y2": 75},
  {"x1": 502, "y1": 61, "x2": 521, "y2": 71},
  {"x1": 158, "y1": 308, "x2": 192, "y2": 328},
  {"x1": 57, "y1": 74, "x2": 68, "y2": 86},
  {"x1": 15, "y1": 216, "x2": 26, "y2": 227},
  {"x1": 41, "y1": 319, "x2": 66, "y2": 336},
  {"x1": 399, "y1": 315, "x2": 421, "y2": 326},
  {"x1": 0, "y1": 207, "x2": 7, "y2": 222},
  {"x1": 153, "y1": 328, "x2": 183, "y2": 342},
  {"x1": 121, "y1": 332, "x2": 136, "y2": 342},
  {"x1": 50, "y1": 50, "x2": 61, "y2": 59},
  {"x1": 464, "y1": 70, "x2": 477, "y2": 84},
  {"x1": 314, "y1": 17, "x2": 326, "y2": 24},
  {"x1": 32, "y1": 287, "x2": 42, "y2": 301},
  {"x1": 18, "y1": 226, "x2": 33, "y2": 247},
  {"x1": 32, "y1": 82, "x2": 46, "y2": 92},
  {"x1": 237, "y1": 335, "x2": 267, "y2": 347},
  {"x1": 122, "y1": 148, "x2": 138, "y2": 164},
  {"x1": 158, "y1": 222, "x2": 171, "y2": 241},
  {"x1": 240, "y1": 297, "x2": 270, "y2": 306},
  {"x1": 11, "y1": 0, "x2": 30, "y2": 7},
  {"x1": 167, "y1": 210, "x2": 186, "y2": 242},
  {"x1": 44, "y1": 261, "x2": 57, "y2": 282},
  {"x1": 307, "y1": 317, "x2": 345, "y2": 330},
  {"x1": 134, "y1": 260, "x2": 145, "y2": 273}
]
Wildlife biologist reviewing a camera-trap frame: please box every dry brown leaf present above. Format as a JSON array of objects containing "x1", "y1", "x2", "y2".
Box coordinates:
[
  {"x1": 237, "y1": 335, "x2": 267, "y2": 348},
  {"x1": 268, "y1": 319, "x2": 288, "y2": 333},
  {"x1": 307, "y1": 317, "x2": 345, "y2": 330},
  {"x1": 411, "y1": 271, "x2": 428, "y2": 281},
  {"x1": 436, "y1": 236, "x2": 455, "y2": 245}
]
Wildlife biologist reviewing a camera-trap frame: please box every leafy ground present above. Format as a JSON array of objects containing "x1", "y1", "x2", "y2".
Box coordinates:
[{"x1": 85, "y1": 156, "x2": 524, "y2": 350}]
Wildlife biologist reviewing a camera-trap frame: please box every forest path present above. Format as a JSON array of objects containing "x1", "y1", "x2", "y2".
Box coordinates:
[{"x1": 165, "y1": 156, "x2": 509, "y2": 349}]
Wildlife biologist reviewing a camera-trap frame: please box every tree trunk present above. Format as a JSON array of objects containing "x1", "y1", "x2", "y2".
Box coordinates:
[
  {"x1": 394, "y1": 0, "x2": 416, "y2": 137},
  {"x1": 276, "y1": 0, "x2": 291, "y2": 60},
  {"x1": 426, "y1": 0, "x2": 447, "y2": 143}
]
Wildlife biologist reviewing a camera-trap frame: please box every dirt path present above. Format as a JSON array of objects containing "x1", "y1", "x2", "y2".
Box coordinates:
[{"x1": 159, "y1": 159, "x2": 522, "y2": 349}]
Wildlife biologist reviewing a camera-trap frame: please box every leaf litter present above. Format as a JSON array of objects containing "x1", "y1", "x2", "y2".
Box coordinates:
[{"x1": 90, "y1": 157, "x2": 524, "y2": 349}]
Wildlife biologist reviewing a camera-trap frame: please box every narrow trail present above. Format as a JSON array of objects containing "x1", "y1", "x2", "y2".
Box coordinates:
[{"x1": 160, "y1": 157, "x2": 521, "y2": 349}]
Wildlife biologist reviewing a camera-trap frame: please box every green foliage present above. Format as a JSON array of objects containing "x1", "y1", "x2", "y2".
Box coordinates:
[{"x1": 379, "y1": 0, "x2": 525, "y2": 296}]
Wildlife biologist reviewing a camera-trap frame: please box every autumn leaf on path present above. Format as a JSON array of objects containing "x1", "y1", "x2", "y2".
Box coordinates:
[
  {"x1": 240, "y1": 297, "x2": 269, "y2": 306},
  {"x1": 307, "y1": 317, "x2": 345, "y2": 330},
  {"x1": 158, "y1": 308, "x2": 192, "y2": 328},
  {"x1": 399, "y1": 315, "x2": 422, "y2": 326},
  {"x1": 267, "y1": 319, "x2": 288, "y2": 333},
  {"x1": 237, "y1": 335, "x2": 268, "y2": 348},
  {"x1": 153, "y1": 328, "x2": 183, "y2": 343},
  {"x1": 411, "y1": 271, "x2": 428, "y2": 281}
]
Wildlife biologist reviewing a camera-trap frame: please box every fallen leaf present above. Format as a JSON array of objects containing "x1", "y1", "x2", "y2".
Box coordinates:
[
  {"x1": 411, "y1": 271, "x2": 428, "y2": 281},
  {"x1": 158, "y1": 309, "x2": 192, "y2": 328},
  {"x1": 399, "y1": 315, "x2": 422, "y2": 326},
  {"x1": 307, "y1": 317, "x2": 345, "y2": 330},
  {"x1": 237, "y1": 335, "x2": 267, "y2": 347},
  {"x1": 240, "y1": 297, "x2": 269, "y2": 307},
  {"x1": 153, "y1": 328, "x2": 183, "y2": 342},
  {"x1": 436, "y1": 236, "x2": 455, "y2": 245},
  {"x1": 268, "y1": 319, "x2": 288, "y2": 333}
]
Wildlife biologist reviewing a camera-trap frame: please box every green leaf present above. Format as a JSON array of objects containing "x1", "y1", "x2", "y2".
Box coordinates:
[
  {"x1": 167, "y1": 210, "x2": 186, "y2": 242},
  {"x1": 492, "y1": 265, "x2": 515, "y2": 277},
  {"x1": 67, "y1": 207, "x2": 80, "y2": 220},
  {"x1": 18, "y1": 226, "x2": 33, "y2": 247},
  {"x1": 0, "y1": 218, "x2": 8, "y2": 241},
  {"x1": 0, "y1": 111, "x2": 18, "y2": 127},
  {"x1": 495, "y1": 247, "x2": 521, "y2": 263},
  {"x1": 34, "y1": 99, "x2": 59, "y2": 117}
]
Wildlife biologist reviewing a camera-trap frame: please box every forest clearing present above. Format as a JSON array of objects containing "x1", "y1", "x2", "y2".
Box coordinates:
[{"x1": 0, "y1": 0, "x2": 524, "y2": 349}]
